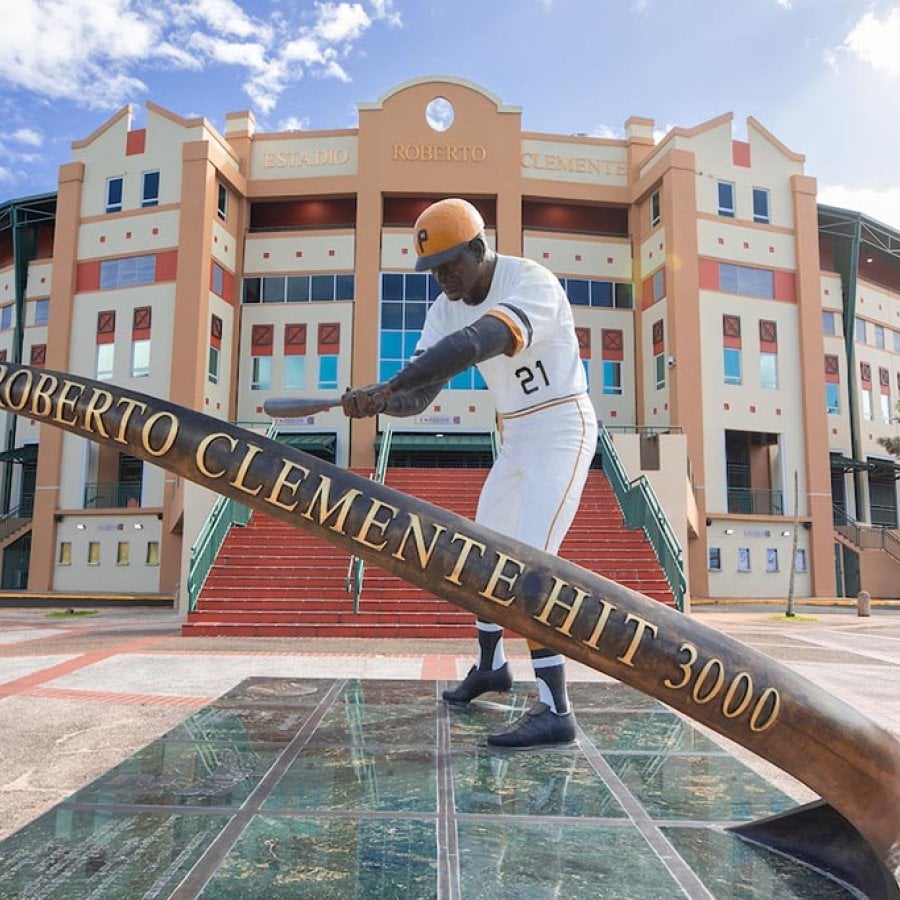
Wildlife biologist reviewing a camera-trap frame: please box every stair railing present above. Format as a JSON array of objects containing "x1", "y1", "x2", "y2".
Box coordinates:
[
  {"x1": 833, "y1": 505, "x2": 900, "y2": 565},
  {"x1": 0, "y1": 494, "x2": 34, "y2": 544},
  {"x1": 597, "y1": 425, "x2": 686, "y2": 611},
  {"x1": 186, "y1": 423, "x2": 273, "y2": 611},
  {"x1": 346, "y1": 424, "x2": 393, "y2": 612}
]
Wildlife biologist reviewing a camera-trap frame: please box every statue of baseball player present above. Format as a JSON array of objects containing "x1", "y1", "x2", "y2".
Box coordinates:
[{"x1": 342, "y1": 198, "x2": 597, "y2": 748}]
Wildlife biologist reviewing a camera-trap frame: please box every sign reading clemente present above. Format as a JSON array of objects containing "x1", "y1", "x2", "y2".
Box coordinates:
[{"x1": 0, "y1": 362, "x2": 897, "y2": 888}]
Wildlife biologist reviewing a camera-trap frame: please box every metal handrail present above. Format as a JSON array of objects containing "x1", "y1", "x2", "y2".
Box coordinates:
[
  {"x1": 83, "y1": 480, "x2": 142, "y2": 509},
  {"x1": 186, "y1": 423, "x2": 273, "y2": 611},
  {"x1": 0, "y1": 494, "x2": 34, "y2": 543},
  {"x1": 346, "y1": 424, "x2": 393, "y2": 612},
  {"x1": 833, "y1": 504, "x2": 900, "y2": 565},
  {"x1": 597, "y1": 426, "x2": 686, "y2": 611}
]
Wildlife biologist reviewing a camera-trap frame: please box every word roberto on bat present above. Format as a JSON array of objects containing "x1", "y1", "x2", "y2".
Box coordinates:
[{"x1": 0, "y1": 363, "x2": 897, "y2": 896}]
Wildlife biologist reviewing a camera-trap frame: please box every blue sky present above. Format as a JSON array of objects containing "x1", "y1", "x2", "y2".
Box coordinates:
[{"x1": 2, "y1": 0, "x2": 899, "y2": 228}]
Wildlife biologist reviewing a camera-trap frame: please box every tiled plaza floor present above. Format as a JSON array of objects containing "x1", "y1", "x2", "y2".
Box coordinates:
[{"x1": 0, "y1": 605, "x2": 898, "y2": 897}]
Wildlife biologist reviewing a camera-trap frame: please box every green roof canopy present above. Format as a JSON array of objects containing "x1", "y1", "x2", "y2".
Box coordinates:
[
  {"x1": 0, "y1": 444, "x2": 38, "y2": 464},
  {"x1": 275, "y1": 433, "x2": 336, "y2": 453},
  {"x1": 375, "y1": 432, "x2": 493, "y2": 452}
]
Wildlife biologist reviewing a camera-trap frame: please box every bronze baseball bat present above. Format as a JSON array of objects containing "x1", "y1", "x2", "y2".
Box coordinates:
[
  {"x1": 0, "y1": 363, "x2": 897, "y2": 894},
  {"x1": 263, "y1": 396, "x2": 344, "y2": 417}
]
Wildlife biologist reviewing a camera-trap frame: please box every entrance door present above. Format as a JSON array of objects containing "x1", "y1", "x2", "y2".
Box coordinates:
[
  {"x1": 841, "y1": 544, "x2": 861, "y2": 597},
  {"x1": 830, "y1": 463, "x2": 847, "y2": 524},
  {"x1": 1, "y1": 533, "x2": 31, "y2": 589},
  {"x1": 868, "y1": 463, "x2": 898, "y2": 527},
  {"x1": 20, "y1": 459, "x2": 36, "y2": 515}
]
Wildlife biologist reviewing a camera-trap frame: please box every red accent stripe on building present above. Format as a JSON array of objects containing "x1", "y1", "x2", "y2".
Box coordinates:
[
  {"x1": 76, "y1": 260, "x2": 101, "y2": 292},
  {"x1": 155, "y1": 249, "x2": 178, "y2": 282},
  {"x1": 732, "y1": 140, "x2": 751, "y2": 168},
  {"x1": 285, "y1": 323, "x2": 307, "y2": 356},
  {"x1": 723, "y1": 335, "x2": 742, "y2": 349},
  {"x1": 126, "y1": 129, "x2": 146, "y2": 156},
  {"x1": 774, "y1": 270, "x2": 796, "y2": 302},
  {"x1": 698, "y1": 258, "x2": 719, "y2": 291},
  {"x1": 318, "y1": 323, "x2": 340, "y2": 354}
]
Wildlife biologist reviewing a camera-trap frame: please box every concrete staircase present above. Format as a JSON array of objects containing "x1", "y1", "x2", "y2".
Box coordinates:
[{"x1": 182, "y1": 467, "x2": 675, "y2": 638}]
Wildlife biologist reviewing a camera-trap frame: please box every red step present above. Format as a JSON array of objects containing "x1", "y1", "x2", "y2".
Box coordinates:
[{"x1": 182, "y1": 467, "x2": 676, "y2": 638}]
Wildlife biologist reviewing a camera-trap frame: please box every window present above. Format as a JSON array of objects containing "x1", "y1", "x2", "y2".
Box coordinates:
[
  {"x1": 379, "y1": 272, "x2": 486, "y2": 390},
  {"x1": 752, "y1": 188, "x2": 770, "y2": 224},
  {"x1": 724, "y1": 348, "x2": 742, "y2": 385},
  {"x1": 208, "y1": 346, "x2": 220, "y2": 385},
  {"x1": 1, "y1": 305, "x2": 14, "y2": 330},
  {"x1": 141, "y1": 171, "x2": 160, "y2": 207},
  {"x1": 794, "y1": 548, "x2": 807, "y2": 573},
  {"x1": 737, "y1": 547, "x2": 751, "y2": 572},
  {"x1": 87, "y1": 542, "x2": 100, "y2": 565},
  {"x1": 318, "y1": 355, "x2": 339, "y2": 390},
  {"x1": 650, "y1": 190, "x2": 660, "y2": 227},
  {"x1": 825, "y1": 382, "x2": 840, "y2": 415},
  {"x1": 96, "y1": 344, "x2": 114, "y2": 381},
  {"x1": 822, "y1": 311, "x2": 836, "y2": 336},
  {"x1": 717, "y1": 180, "x2": 735, "y2": 217},
  {"x1": 559, "y1": 277, "x2": 633, "y2": 309},
  {"x1": 34, "y1": 299, "x2": 49, "y2": 325},
  {"x1": 208, "y1": 314, "x2": 222, "y2": 384},
  {"x1": 881, "y1": 392, "x2": 892, "y2": 424},
  {"x1": 106, "y1": 176, "x2": 123, "y2": 213},
  {"x1": 861, "y1": 388, "x2": 873, "y2": 420},
  {"x1": 874, "y1": 325, "x2": 886, "y2": 349},
  {"x1": 652, "y1": 269, "x2": 665, "y2": 303},
  {"x1": 894, "y1": 330, "x2": 900, "y2": 354},
  {"x1": 766, "y1": 548, "x2": 779, "y2": 572},
  {"x1": 655, "y1": 352, "x2": 666, "y2": 390},
  {"x1": 99, "y1": 255, "x2": 155, "y2": 290},
  {"x1": 284, "y1": 355, "x2": 306, "y2": 391},
  {"x1": 251, "y1": 356, "x2": 272, "y2": 391},
  {"x1": 708, "y1": 547, "x2": 721, "y2": 571},
  {"x1": 719, "y1": 264, "x2": 774, "y2": 299},
  {"x1": 58, "y1": 542, "x2": 71, "y2": 566},
  {"x1": 212, "y1": 262, "x2": 224, "y2": 297},
  {"x1": 242, "y1": 273, "x2": 354, "y2": 304},
  {"x1": 602, "y1": 360, "x2": 622, "y2": 395},
  {"x1": 760, "y1": 353, "x2": 778, "y2": 389},
  {"x1": 217, "y1": 183, "x2": 228, "y2": 221},
  {"x1": 146, "y1": 541, "x2": 160, "y2": 566},
  {"x1": 855, "y1": 317, "x2": 867, "y2": 343},
  {"x1": 131, "y1": 339, "x2": 150, "y2": 377},
  {"x1": 116, "y1": 542, "x2": 130, "y2": 566}
]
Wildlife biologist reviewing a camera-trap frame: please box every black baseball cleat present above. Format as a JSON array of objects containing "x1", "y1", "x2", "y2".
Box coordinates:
[
  {"x1": 486, "y1": 702, "x2": 576, "y2": 749},
  {"x1": 442, "y1": 663, "x2": 513, "y2": 704}
]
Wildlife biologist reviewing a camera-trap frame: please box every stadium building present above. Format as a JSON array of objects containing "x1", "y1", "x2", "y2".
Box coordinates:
[{"x1": 0, "y1": 76, "x2": 897, "y2": 610}]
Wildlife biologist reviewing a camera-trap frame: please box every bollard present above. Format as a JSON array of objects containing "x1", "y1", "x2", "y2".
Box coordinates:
[{"x1": 857, "y1": 590, "x2": 872, "y2": 617}]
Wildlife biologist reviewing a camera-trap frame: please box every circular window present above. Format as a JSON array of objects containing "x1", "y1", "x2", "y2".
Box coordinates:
[{"x1": 425, "y1": 97, "x2": 454, "y2": 132}]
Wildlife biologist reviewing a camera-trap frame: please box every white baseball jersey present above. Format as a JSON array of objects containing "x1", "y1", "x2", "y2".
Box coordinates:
[{"x1": 414, "y1": 255, "x2": 586, "y2": 416}]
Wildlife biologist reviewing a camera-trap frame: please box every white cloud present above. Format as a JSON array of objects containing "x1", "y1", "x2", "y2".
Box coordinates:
[
  {"x1": 843, "y1": 8, "x2": 900, "y2": 77},
  {"x1": 591, "y1": 124, "x2": 622, "y2": 140},
  {"x1": 818, "y1": 184, "x2": 900, "y2": 232},
  {"x1": 0, "y1": 0, "x2": 401, "y2": 116},
  {"x1": 314, "y1": 3, "x2": 371, "y2": 43},
  {"x1": 776, "y1": 0, "x2": 792, "y2": 9},
  {"x1": 10, "y1": 128, "x2": 43, "y2": 147},
  {"x1": 278, "y1": 116, "x2": 309, "y2": 131}
]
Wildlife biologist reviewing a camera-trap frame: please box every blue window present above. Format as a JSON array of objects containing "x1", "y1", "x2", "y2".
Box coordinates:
[
  {"x1": 566, "y1": 279, "x2": 590, "y2": 305},
  {"x1": 724, "y1": 347, "x2": 742, "y2": 385},
  {"x1": 318, "y1": 355, "x2": 338, "y2": 390},
  {"x1": 825, "y1": 382, "x2": 840, "y2": 415},
  {"x1": 34, "y1": 299, "x2": 49, "y2": 325},
  {"x1": 717, "y1": 181, "x2": 735, "y2": 217},
  {"x1": 752, "y1": 188, "x2": 770, "y2": 224},
  {"x1": 650, "y1": 190, "x2": 660, "y2": 227},
  {"x1": 602, "y1": 360, "x2": 622, "y2": 395},
  {"x1": 335, "y1": 274, "x2": 355, "y2": 300},
  {"x1": 284, "y1": 356, "x2": 306, "y2": 391},
  {"x1": 141, "y1": 171, "x2": 160, "y2": 208},
  {"x1": 822, "y1": 311, "x2": 836, "y2": 336},
  {"x1": 719, "y1": 264, "x2": 774, "y2": 299},
  {"x1": 378, "y1": 272, "x2": 485, "y2": 392},
  {"x1": 0, "y1": 306, "x2": 12, "y2": 330},
  {"x1": 582, "y1": 360, "x2": 590, "y2": 391},
  {"x1": 106, "y1": 176, "x2": 123, "y2": 214},
  {"x1": 652, "y1": 269, "x2": 665, "y2": 302},
  {"x1": 591, "y1": 281, "x2": 612, "y2": 307},
  {"x1": 251, "y1": 357, "x2": 272, "y2": 391},
  {"x1": 99, "y1": 255, "x2": 155, "y2": 290},
  {"x1": 855, "y1": 318, "x2": 867, "y2": 343}
]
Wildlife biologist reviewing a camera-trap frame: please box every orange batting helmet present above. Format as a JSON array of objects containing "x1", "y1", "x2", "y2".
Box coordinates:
[{"x1": 413, "y1": 198, "x2": 485, "y2": 271}]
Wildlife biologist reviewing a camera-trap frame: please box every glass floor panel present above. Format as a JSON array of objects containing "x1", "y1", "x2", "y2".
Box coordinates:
[{"x1": 0, "y1": 678, "x2": 861, "y2": 898}]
